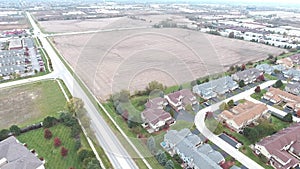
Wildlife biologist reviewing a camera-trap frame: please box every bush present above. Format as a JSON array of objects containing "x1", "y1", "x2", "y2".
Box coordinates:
[
  {"x1": 44, "y1": 128, "x2": 52, "y2": 139},
  {"x1": 0, "y1": 129, "x2": 10, "y2": 141},
  {"x1": 61, "y1": 147, "x2": 68, "y2": 157},
  {"x1": 9, "y1": 125, "x2": 21, "y2": 136},
  {"x1": 54, "y1": 137, "x2": 62, "y2": 147},
  {"x1": 283, "y1": 113, "x2": 293, "y2": 123},
  {"x1": 60, "y1": 112, "x2": 78, "y2": 127},
  {"x1": 74, "y1": 140, "x2": 81, "y2": 151},
  {"x1": 70, "y1": 124, "x2": 81, "y2": 138},
  {"x1": 78, "y1": 149, "x2": 94, "y2": 162},
  {"x1": 43, "y1": 116, "x2": 58, "y2": 128},
  {"x1": 164, "y1": 160, "x2": 174, "y2": 169},
  {"x1": 274, "y1": 80, "x2": 283, "y2": 88}
]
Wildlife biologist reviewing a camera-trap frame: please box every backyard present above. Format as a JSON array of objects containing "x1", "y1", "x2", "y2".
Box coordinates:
[
  {"x1": 17, "y1": 124, "x2": 91, "y2": 169},
  {"x1": 0, "y1": 80, "x2": 67, "y2": 129}
]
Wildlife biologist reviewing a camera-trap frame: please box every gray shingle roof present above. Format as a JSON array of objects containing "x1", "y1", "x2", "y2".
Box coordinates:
[{"x1": 0, "y1": 136, "x2": 44, "y2": 169}]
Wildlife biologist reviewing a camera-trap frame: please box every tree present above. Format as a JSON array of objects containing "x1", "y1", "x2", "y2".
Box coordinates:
[
  {"x1": 185, "y1": 104, "x2": 193, "y2": 112},
  {"x1": 146, "y1": 81, "x2": 165, "y2": 94},
  {"x1": 60, "y1": 112, "x2": 77, "y2": 127},
  {"x1": 241, "y1": 64, "x2": 246, "y2": 71},
  {"x1": 219, "y1": 102, "x2": 229, "y2": 111},
  {"x1": 61, "y1": 147, "x2": 68, "y2": 157},
  {"x1": 0, "y1": 129, "x2": 10, "y2": 141},
  {"x1": 257, "y1": 74, "x2": 265, "y2": 81},
  {"x1": 127, "y1": 116, "x2": 139, "y2": 128},
  {"x1": 43, "y1": 116, "x2": 58, "y2": 128},
  {"x1": 157, "y1": 152, "x2": 167, "y2": 165},
  {"x1": 54, "y1": 137, "x2": 62, "y2": 147},
  {"x1": 164, "y1": 160, "x2": 174, "y2": 169},
  {"x1": 44, "y1": 128, "x2": 52, "y2": 139},
  {"x1": 274, "y1": 80, "x2": 283, "y2": 88},
  {"x1": 255, "y1": 86, "x2": 261, "y2": 93},
  {"x1": 147, "y1": 136, "x2": 156, "y2": 154},
  {"x1": 74, "y1": 140, "x2": 81, "y2": 151},
  {"x1": 173, "y1": 154, "x2": 183, "y2": 164},
  {"x1": 86, "y1": 158, "x2": 101, "y2": 169},
  {"x1": 227, "y1": 100, "x2": 234, "y2": 108},
  {"x1": 67, "y1": 97, "x2": 84, "y2": 115},
  {"x1": 78, "y1": 149, "x2": 94, "y2": 162},
  {"x1": 228, "y1": 32, "x2": 234, "y2": 38},
  {"x1": 70, "y1": 124, "x2": 81, "y2": 138},
  {"x1": 9, "y1": 125, "x2": 21, "y2": 136},
  {"x1": 283, "y1": 113, "x2": 293, "y2": 123},
  {"x1": 297, "y1": 110, "x2": 300, "y2": 117},
  {"x1": 238, "y1": 80, "x2": 245, "y2": 88}
]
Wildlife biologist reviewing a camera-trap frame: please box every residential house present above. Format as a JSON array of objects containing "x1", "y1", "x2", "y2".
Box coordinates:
[
  {"x1": 0, "y1": 136, "x2": 45, "y2": 169},
  {"x1": 285, "y1": 82, "x2": 300, "y2": 96},
  {"x1": 193, "y1": 76, "x2": 238, "y2": 100},
  {"x1": 218, "y1": 100, "x2": 268, "y2": 132},
  {"x1": 164, "y1": 89, "x2": 198, "y2": 112},
  {"x1": 276, "y1": 58, "x2": 294, "y2": 68},
  {"x1": 141, "y1": 108, "x2": 174, "y2": 133},
  {"x1": 272, "y1": 64, "x2": 287, "y2": 72},
  {"x1": 289, "y1": 54, "x2": 300, "y2": 65},
  {"x1": 256, "y1": 64, "x2": 274, "y2": 75},
  {"x1": 282, "y1": 69, "x2": 300, "y2": 81},
  {"x1": 263, "y1": 87, "x2": 300, "y2": 111},
  {"x1": 163, "y1": 129, "x2": 224, "y2": 169},
  {"x1": 255, "y1": 123, "x2": 300, "y2": 169},
  {"x1": 232, "y1": 68, "x2": 262, "y2": 84},
  {"x1": 145, "y1": 97, "x2": 167, "y2": 110}
]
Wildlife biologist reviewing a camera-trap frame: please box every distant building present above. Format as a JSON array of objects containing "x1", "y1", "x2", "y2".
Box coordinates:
[
  {"x1": 232, "y1": 68, "x2": 262, "y2": 85},
  {"x1": 289, "y1": 54, "x2": 300, "y2": 65},
  {"x1": 164, "y1": 89, "x2": 198, "y2": 112},
  {"x1": 256, "y1": 64, "x2": 274, "y2": 75},
  {"x1": 8, "y1": 38, "x2": 23, "y2": 50},
  {"x1": 193, "y1": 76, "x2": 238, "y2": 100},
  {"x1": 218, "y1": 100, "x2": 268, "y2": 132},
  {"x1": 141, "y1": 108, "x2": 174, "y2": 133},
  {"x1": 255, "y1": 123, "x2": 300, "y2": 169},
  {"x1": 276, "y1": 58, "x2": 294, "y2": 69},
  {"x1": 0, "y1": 136, "x2": 45, "y2": 169},
  {"x1": 263, "y1": 87, "x2": 300, "y2": 112},
  {"x1": 162, "y1": 129, "x2": 224, "y2": 169},
  {"x1": 282, "y1": 69, "x2": 300, "y2": 81}
]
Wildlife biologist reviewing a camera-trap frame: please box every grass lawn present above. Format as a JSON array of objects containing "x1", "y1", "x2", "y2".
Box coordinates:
[
  {"x1": 17, "y1": 124, "x2": 90, "y2": 169},
  {"x1": 264, "y1": 74, "x2": 278, "y2": 80},
  {"x1": 0, "y1": 80, "x2": 67, "y2": 129},
  {"x1": 250, "y1": 89, "x2": 267, "y2": 100}
]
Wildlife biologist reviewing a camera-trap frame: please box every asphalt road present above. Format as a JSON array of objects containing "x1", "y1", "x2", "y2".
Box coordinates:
[{"x1": 26, "y1": 12, "x2": 139, "y2": 169}]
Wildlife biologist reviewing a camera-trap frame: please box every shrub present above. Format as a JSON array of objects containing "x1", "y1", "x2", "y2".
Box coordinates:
[
  {"x1": 78, "y1": 149, "x2": 94, "y2": 162},
  {"x1": 255, "y1": 86, "x2": 261, "y2": 93},
  {"x1": 74, "y1": 140, "x2": 81, "y2": 151},
  {"x1": 0, "y1": 129, "x2": 10, "y2": 141},
  {"x1": 61, "y1": 147, "x2": 68, "y2": 157},
  {"x1": 43, "y1": 116, "x2": 58, "y2": 128},
  {"x1": 44, "y1": 128, "x2": 52, "y2": 139},
  {"x1": 54, "y1": 137, "x2": 62, "y2": 147},
  {"x1": 9, "y1": 125, "x2": 21, "y2": 136}
]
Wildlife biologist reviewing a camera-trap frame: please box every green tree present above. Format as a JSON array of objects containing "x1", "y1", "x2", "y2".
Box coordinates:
[
  {"x1": 274, "y1": 80, "x2": 283, "y2": 88},
  {"x1": 157, "y1": 152, "x2": 168, "y2": 166},
  {"x1": 0, "y1": 129, "x2": 10, "y2": 141},
  {"x1": 43, "y1": 116, "x2": 58, "y2": 128},
  {"x1": 219, "y1": 102, "x2": 229, "y2": 111},
  {"x1": 283, "y1": 113, "x2": 293, "y2": 123},
  {"x1": 9, "y1": 125, "x2": 21, "y2": 136},
  {"x1": 86, "y1": 158, "x2": 101, "y2": 169},
  {"x1": 147, "y1": 136, "x2": 156, "y2": 154},
  {"x1": 228, "y1": 32, "x2": 234, "y2": 38},
  {"x1": 185, "y1": 104, "x2": 193, "y2": 112},
  {"x1": 164, "y1": 160, "x2": 174, "y2": 169},
  {"x1": 227, "y1": 100, "x2": 234, "y2": 108},
  {"x1": 238, "y1": 80, "x2": 245, "y2": 88},
  {"x1": 127, "y1": 116, "x2": 139, "y2": 128},
  {"x1": 146, "y1": 81, "x2": 165, "y2": 94},
  {"x1": 74, "y1": 140, "x2": 82, "y2": 151},
  {"x1": 67, "y1": 97, "x2": 84, "y2": 116},
  {"x1": 78, "y1": 149, "x2": 94, "y2": 162}
]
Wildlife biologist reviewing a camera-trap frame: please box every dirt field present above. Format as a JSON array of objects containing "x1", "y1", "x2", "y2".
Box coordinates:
[
  {"x1": 39, "y1": 14, "x2": 186, "y2": 33},
  {"x1": 0, "y1": 19, "x2": 29, "y2": 31},
  {"x1": 52, "y1": 28, "x2": 285, "y2": 100},
  {"x1": 0, "y1": 80, "x2": 67, "y2": 129}
]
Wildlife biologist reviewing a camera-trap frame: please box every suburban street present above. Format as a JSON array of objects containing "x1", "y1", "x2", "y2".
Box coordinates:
[
  {"x1": 25, "y1": 12, "x2": 139, "y2": 169},
  {"x1": 195, "y1": 79, "x2": 299, "y2": 169}
]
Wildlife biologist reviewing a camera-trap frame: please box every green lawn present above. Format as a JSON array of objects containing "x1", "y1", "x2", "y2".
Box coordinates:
[
  {"x1": 264, "y1": 74, "x2": 278, "y2": 80},
  {"x1": 17, "y1": 124, "x2": 90, "y2": 169},
  {"x1": 0, "y1": 80, "x2": 67, "y2": 129},
  {"x1": 250, "y1": 89, "x2": 267, "y2": 100}
]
